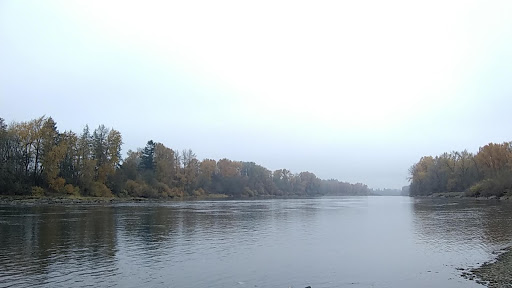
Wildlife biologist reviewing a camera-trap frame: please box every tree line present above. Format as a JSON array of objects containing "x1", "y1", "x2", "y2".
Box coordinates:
[
  {"x1": 409, "y1": 141, "x2": 512, "y2": 197},
  {"x1": 0, "y1": 116, "x2": 371, "y2": 198}
]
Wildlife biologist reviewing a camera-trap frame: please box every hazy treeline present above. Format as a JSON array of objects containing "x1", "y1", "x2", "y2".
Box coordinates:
[
  {"x1": 0, "y1": 116, "x2": 371, "y2": 198},
  {"x1": 372, "y1": 188, "x2": 408, "y2": 196},
  {"x1": 409, "y1": 142, "x2": 512, "y2": 197}
]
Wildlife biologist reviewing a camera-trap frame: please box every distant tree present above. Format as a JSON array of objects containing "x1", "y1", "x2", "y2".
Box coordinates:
[
  {"x1": 0, "y1": 118, "x2": 22, "y2": 193},
  {"x1": 0, "y1": 115, "x2": 378, "y2": 198},
  {"x1": 241, "y1": 162, "x2": 275, "y2": 196},
  {"x1": 92, "y1": 125, "x2": 109, "y2": 168},
  {"x1": 295, "y1": 171, "x2": 321, "y2": 196},
  {"x1": 273, "y1": 169, "x2": 293, "y2": 195},
  {"x1": 409, "y1": 141, "x2": 512, "y2": 197},
  {"x1": 139, "y1": 140, "x2": 156, "y2": 171},
  {"x1": 121, "y1": 150, "x2": 140, "y2": 181},
  {"x1": 409, "y1": 156, "x2": 435, "y2": 196},
  {"x1": 77, "y1": 125, "x2": 95, "y2": 195},
  {"x1": 40, "y1": 118, "x2": 70, "y2": 192},
  {"x1": 198, "y1": 159, "x2": 216, "y2": 191},
  {"x1": 59, "y1": 131, "x2": 78, "y2": 186},
  {"x1": 154, "y1": 143, "x2": 175, "y2": 187},
  {"x1": 217, "y1": 158, "x2": 241, "y2": 177},
  {"x1": 475, "y1": 142, "x2": 512, "y2": 179},
  {"x1": 181, "y1": 149, "x2": 198, "y2": 194}
]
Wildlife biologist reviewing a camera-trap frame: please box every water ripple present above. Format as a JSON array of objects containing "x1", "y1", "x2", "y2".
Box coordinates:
[{"x1": 1, "y1": 197, "x2": 512, "y2": 287}]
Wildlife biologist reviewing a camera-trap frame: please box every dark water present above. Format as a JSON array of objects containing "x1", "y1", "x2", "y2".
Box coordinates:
[{"x1": 1, "y1": 197, "x2": 512, "y2": 288}]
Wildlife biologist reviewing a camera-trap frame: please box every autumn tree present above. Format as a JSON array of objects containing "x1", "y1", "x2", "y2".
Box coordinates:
[
  {"x1": 198, "y1": 159, "x2": 216, "y2": 191},
  {"x1": 409, "y1": 156, "x2": 435, "y2": 196},
  {"x1": 452, "y1": 150, "x2": 480, "y2": 191},
  {"x1": 40, "y1": 118, "x2": 67, "y2": 192},
  {"x1": 154, "y1": 143, "x2": 175, "y2": 187},
  {"x1": 409, "y1": 142, "x2": 512, "y2": 197},
  {"x1": 217, "y1": 158, "x2": 241, "y2": 177},
  {"x1": 241, "y1": 162, "x2": 275, "y2": 196},
  {"x1": 0, "y1": 115, "x2": 375, "y2": 198},
  {"x1": 104, "y1": 129, "x2": 122, "y2": 181},
  {"x1": 475, "y1": 142, "x2": 512, "y2": 179},
  {"x1": 181, "y1": 149, "x2": 199, "y2": 195},
  {"x1": 77, "y1": 125, "x2": 96, "y2": 195}
]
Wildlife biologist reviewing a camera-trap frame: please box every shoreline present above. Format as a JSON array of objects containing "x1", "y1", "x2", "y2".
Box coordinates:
[
  {"x1": 462, "y1": 247, "x2": 512, "y2": 287},
  {"x1": 0, "y1": 194, "x2": 340, "y2": 205},
  {"x1": 1, "y1": 194, "x2": 510, "y2": 206},
  {"x1": 421, "y1": 192, "x2": 512, "y2": 201},
  {"x1": 0, "y1": 195, "x2": 228, "y2": 205}
]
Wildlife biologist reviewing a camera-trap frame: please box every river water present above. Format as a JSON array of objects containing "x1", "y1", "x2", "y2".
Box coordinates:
[{"x1": 1, "y1": 196, "x2": 512, "y2": 288}]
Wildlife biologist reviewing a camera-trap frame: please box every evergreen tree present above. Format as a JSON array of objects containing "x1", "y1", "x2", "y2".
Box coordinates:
[{"x1": 139, "y1": 140, "x2": 156, "y2": 171}]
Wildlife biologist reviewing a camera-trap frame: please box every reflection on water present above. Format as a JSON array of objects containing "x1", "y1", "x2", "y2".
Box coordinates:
[
  {"x1": 0, "y1": 206, "x2": 118, "y2": 287},
  {"x1": 0, "y1": 197, "x2": 512, "y2": 287},
  {"x1": 413, "y1": 199, "x2": 512, "y2": 250}
]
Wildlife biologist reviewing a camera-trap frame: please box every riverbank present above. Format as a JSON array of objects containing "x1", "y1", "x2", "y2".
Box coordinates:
[
  {"x1": 462, "y1": 247, "x2": 512, "y2": 287},
  {"x1": 428, "y1": 192, "x2": 512, "y2": 201},
  {"x1": 0, "y1": 196, "x2": 149, "y2": 205},
  {"x1": 0, "y1": 193, "x2": 333, "y2": 205},
  {"x1": 0, "y1": 194, "x2": 230, "y2": 205}
]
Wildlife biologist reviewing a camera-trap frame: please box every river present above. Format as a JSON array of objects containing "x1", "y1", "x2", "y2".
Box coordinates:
[{"x1": 1, "y1": 196, "x2": 511, "y2": 288}]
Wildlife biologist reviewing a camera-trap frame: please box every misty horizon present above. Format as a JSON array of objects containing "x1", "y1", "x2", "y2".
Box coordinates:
[{"x1": 2, "y1": 1, "x2": 512, "y2": 189}]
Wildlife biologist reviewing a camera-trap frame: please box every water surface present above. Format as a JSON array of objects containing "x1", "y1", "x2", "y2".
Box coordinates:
[{"x1": 1, "y1": 196, "x2": 512, "y2": 287}]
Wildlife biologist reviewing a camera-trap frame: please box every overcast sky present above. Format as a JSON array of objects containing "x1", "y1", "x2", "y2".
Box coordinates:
[{"x1": 1, "y1": 0, "x2": 512, "y2": 189}]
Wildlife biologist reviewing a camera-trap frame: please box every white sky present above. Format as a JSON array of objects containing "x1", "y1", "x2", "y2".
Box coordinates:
[{"x1": 1, "y1": 0, "x2": 512, "y2": 189}]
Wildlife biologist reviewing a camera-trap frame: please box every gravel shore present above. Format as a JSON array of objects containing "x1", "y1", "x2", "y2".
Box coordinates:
[
  {"x1": 462, "y1": 247, "x2": 512, "y2": 287},
  {"x1": 0, "y1": 196, "x2": 150, "y2": 205},
  {"x1": 0, "y1": 194, "x2": 230, "y2": 205}
]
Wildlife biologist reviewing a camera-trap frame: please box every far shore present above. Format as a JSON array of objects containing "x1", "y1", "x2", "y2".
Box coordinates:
[
  {"x1": 0, "y1": 194, "x2": 229, "y2": 205},
  {"x1": 2, "y1": 193, "x2": 511, "y2": 206},
  {"x1": 0, "y1": 194, "x2": 352, "y2": 205}
]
